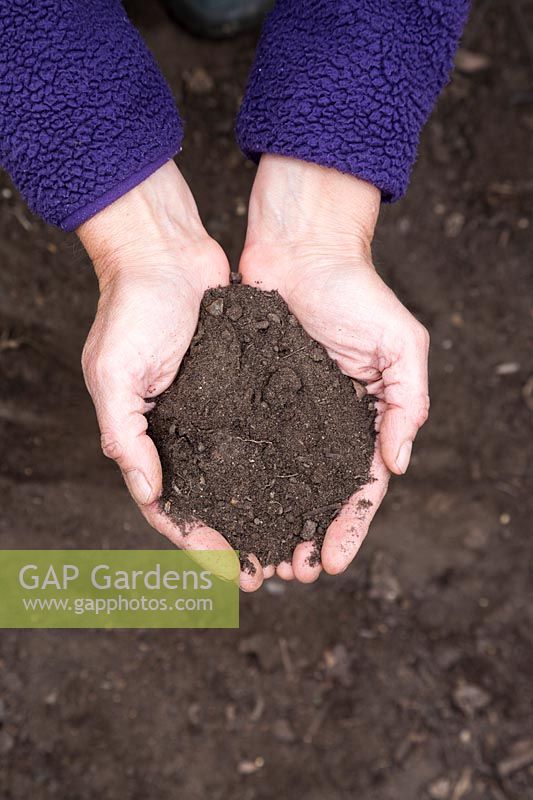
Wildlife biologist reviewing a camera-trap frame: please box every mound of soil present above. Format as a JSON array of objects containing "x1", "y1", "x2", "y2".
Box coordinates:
[{"x1": 148, "y1": 286, "x2": 376, "y2": 568}]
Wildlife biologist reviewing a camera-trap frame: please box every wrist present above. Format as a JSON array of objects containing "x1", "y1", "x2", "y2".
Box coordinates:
[
  {"x1": 245, "y1": 155, "x2": 380, "y2": 256},
  {"x1": 77, "y1": 161, "x2": 210, "y2": 290}
]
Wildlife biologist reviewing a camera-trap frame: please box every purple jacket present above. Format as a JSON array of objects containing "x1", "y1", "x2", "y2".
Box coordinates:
[{"x1": 0, "y1": 0, "x2": 469, "y2": 231}]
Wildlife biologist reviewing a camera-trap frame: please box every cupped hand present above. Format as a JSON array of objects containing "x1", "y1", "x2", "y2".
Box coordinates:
[
  {"x1": 78, "y1": 161, "x2": 265, "y2": 591},
  {"x1": 239, "y1": 155, "x2": 430, "y2": 583}
]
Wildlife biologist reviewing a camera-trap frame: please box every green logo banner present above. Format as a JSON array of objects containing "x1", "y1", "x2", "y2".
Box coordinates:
[{"x1": 0, "y1": 551, "x2": 239, "y2": 629}]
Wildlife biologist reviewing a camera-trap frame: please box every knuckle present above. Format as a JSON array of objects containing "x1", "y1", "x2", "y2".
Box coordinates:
[
  {"x1": 81, "y1": 340, "x2": 94, "y2": 377},
  {"x1": 416, "y1": 394, "x2": 430, "y2": 427},
  {"x1": 100, "y1": 433, "x2": 124, "y2": 461}
]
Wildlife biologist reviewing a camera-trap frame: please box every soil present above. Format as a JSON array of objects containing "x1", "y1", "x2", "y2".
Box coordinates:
[
  {"x1": 148, "y1": 286, "x2": 375, "y2": 568},
  {"x1": 0, "y1": 1, "x2": 532, "y2": 799}
]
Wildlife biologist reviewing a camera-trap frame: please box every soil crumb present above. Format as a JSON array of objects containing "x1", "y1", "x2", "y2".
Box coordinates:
[{"x1": 148, "y1": 286, "x2": 376, "y2": 569}]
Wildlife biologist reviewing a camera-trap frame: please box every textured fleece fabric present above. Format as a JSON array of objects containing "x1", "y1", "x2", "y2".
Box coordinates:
[
  {"x1": 237, "y1": 0, "x2": 470, "y2": 201},
  {"x1": 0, "y1": 1, "x2": 469, "y2": 230},
  {"x1": 0, "y1": 0, "x2": 183, "y2": 230}
]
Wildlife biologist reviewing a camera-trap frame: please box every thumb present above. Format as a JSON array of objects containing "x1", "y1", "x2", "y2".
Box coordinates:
[
  {"x1": 378, "y1": 325, "x2": 430, "y2": 475},
  {"x1": 87, "y1": 368, "x2": 162, "y2": 506}
]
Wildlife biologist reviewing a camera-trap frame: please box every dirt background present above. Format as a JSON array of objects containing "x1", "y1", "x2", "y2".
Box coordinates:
[{"x1": 0, "y1": 1, "x2": 532, "y2": 798}]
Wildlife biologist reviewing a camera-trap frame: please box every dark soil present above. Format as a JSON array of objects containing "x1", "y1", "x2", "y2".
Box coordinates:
[
  {"x1": 148, "y1": 286, "x2": 376, "y2": 568},
  {"x1": 1, "y1": 2, "x2": 532, "y2": 799}
]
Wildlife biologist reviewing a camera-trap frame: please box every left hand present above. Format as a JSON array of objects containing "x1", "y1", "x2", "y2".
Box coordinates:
[
  {"x1": 78, "y1": 161, "x2": 264, "y2": 591},
  {"x1": 239, "y1": 155, "x2": 430, "y2": 583}
]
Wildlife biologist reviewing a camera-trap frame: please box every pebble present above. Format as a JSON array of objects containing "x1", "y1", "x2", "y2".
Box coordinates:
[
  {"x1": 351, "y1": 379, "x2": 367, "y2": 399},
  {"x1": 495, "y1": 361, "x2": 520, "y2": 375},
  {"x1": 323, "y1": 643, "x2": 353, "y2": 687},
  {"x1": 254, "y1": 320, "x2": 270, "y2": 331},
  {"x1": 183, "y1": 66, "x2": 214, "y2": 94},
  {"x1": 264, "y1": 579, "x2": 286, "y2": 596},
  {"x1": 455, "y1": 48, "x2": 491, "y2": 73},
  {"x1": 397, "y1": 216, "x2": 411, "y2": 234},
  {"x1": 459, "y1": 729, "x2": 472, "y2": 744},
  {"x1": 428, "y1": 777, "x2": 451, "y2": 799},
  {"x1": 453, "y1": 682, "x2": 491, "y2": 717},
  {"x1": 450, "y1": 311, "x2": 464, "y2": 327},
  {"x1": 238, "y1": 757, "x2": 264, "y2": 775},
  {"x1": 444, "y1": 211, "x2": 465, "y2": 238},
  {"x1": 206, "y1": 298, "x2": 224, "y2": 317},
  {"x1": 300, "y1": 519, "x2": 317, "y2": 540},
  {"x1": 267, "y1": 313, "x2": 281, "y2": 324},
  {"x1": 368, "y1": 552, "x2": 401, "y2": 602},
  {"x1": 226, "y1": 304, "x2": 243, "y2": 321}
]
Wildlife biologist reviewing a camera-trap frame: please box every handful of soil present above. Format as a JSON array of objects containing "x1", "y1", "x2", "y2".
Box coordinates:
[{"x1": 148, "y1": 286, "x2": 376, "y2": 569}]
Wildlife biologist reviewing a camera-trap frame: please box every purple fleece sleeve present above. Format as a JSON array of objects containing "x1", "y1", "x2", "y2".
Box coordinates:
[
  {"x1": 0, "y1": 0, "x2": 183, "y2": 231},
  {"x1": 237, "y1": 0, "x2": 470, "y2": 201}
]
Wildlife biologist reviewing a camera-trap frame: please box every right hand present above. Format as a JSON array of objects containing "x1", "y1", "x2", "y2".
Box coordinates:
[
  {"x1": 78, "y1": 161, "x2": 265, "y2": 591},
  {"x1": 239, "y1": 155, "x2": 430, "y2": 583}
]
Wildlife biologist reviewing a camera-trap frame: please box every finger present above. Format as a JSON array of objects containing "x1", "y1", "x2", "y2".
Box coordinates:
[
  {"x1": 379, "y1": 327, "x2": 430, "y2": 475},
  {"x1": 240, "y1": 554, "x2": 264, "y2": 593},
  {"x1": 276, "y1": 561, "x2": 295, "y2": 580},
  {"x1": 292, "y1": 542, "x2": 322, "y2": 583},
  {"x1": 263, "y1": 565, "x2": 276, "y2": 579},
  {"x1": 86, "y1": 364, "x2": 163, "y2": 506},
  {"x1": 321, "y1": 448, "x2": 390, "y2": 575},
  {"x1": 142, "y1": 503, "x2": 264, "y2": 590},
  {"x1": 143, "y1": 502, "x2": 233, "y2": 552}
]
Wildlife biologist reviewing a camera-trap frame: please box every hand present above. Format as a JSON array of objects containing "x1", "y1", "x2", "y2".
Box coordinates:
[
  {"x1": 78, "y1": 161, "x2": 265, "y2": 591},
  {"x1": 239, "y1": 155, "x2": 430, "y2": 583}
]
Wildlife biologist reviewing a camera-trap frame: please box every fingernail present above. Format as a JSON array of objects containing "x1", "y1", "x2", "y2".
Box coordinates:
[
  {"x1": 395, "y1": 441, "x2": 413, "y2": 474},
  {"x1": 124, "y1": 469, "x2": 153, "y2": 505}
]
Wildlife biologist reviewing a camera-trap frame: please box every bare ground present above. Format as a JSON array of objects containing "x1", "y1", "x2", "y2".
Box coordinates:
[{"x1": 0, "y1": 1, "x2": 532, "y2": 798}]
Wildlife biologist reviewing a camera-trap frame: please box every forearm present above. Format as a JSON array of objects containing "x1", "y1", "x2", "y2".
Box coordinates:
[
  {"x1": 237, "y1": 0, "x2": 470, "y2": 202},
  {"x1": 0, "y1": 0, "x2": 182, "y2": 230}
]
